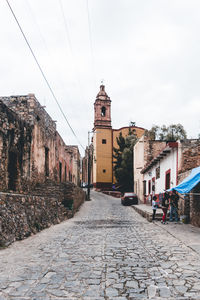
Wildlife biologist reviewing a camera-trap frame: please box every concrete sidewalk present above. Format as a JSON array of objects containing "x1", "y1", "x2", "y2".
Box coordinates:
[
  {"x1": 132, "y1": 204, "x2": 163, "y2": 222},
  {"x1": 132, "y1": 204, "x2": 200, "y2": 255}
]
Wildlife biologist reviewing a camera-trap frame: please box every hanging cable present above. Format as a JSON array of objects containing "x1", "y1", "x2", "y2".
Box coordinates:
[
  {"x1": 59, "y1": 0, "x2": 86, "y2": 104},
  {"x1": 6, "y1": 0, "x2": 85, "y2": 150},
  {"x1": 86, "y1": 0, "x2": 96, "y2": 89}
]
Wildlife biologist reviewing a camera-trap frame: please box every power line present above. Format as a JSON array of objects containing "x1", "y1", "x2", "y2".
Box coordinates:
[
  {"x1": 59, "y1": 0, "x2": 86, "y2": 105},
  {"x1": 6, "y1": 0, "x2": 85, "y2": 151},
  {"x1": 86, "y1": 0, "x2": 96, "y2": 89}
]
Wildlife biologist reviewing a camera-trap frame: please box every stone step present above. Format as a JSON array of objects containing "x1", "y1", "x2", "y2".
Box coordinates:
[{"x1": 132, "y1": 205, "x2": 167, "y2": 222}]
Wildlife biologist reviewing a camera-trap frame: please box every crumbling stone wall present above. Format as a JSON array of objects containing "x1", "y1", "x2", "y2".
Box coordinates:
[
  {"x1": 177, "y1": 170, "x2": 191, "y2": 218},
  {"x1": 0, "y1": 184, "x2": 85, "y2": 247},
  {"x1": 0, "y1": 100, "x2": 32, "y2": 192},
  {"x1": 0, "y1": 94, "x2": 80, "y2": 192},
  {"x1": 179, "y1": 139, "x2": 200, "y2": 174},
  {"x1": 144, "y1": 139, "x2": 166, "y2": 163},
  {"x1": 177, "y1": 140, "x2": 200, "y2": 227},
  {"x1": 190, "y1": 182, "x2": 200, "y2": 227}
]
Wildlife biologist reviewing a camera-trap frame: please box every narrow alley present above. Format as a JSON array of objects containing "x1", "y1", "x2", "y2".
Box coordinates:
[{"x1": 0, "y1": 191, "x2": 200, "y2": 300}]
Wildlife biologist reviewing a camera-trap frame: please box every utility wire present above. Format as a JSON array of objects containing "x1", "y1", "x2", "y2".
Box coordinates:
[
  {"x1": 86, "y1": 0, "x2": 96, "y2": 89},
  {"x1": 6, "y1": 0, "x2": 85, "y2": 150},
  {"x1": 59, "y1": 0, "x2": 86, "y2": 104}
]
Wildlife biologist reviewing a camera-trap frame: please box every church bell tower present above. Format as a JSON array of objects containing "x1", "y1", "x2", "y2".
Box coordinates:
[
  {"x1": 94, "y1": 85, "x2": 111, "y2": 129},
  {"x1": 93, "y1": 85, "x2": 113, "y2": 190}
]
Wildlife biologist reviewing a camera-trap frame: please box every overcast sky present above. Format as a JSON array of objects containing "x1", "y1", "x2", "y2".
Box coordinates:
[{"x1": 1, "y1": 0, "x2": 200, "y2": 156}]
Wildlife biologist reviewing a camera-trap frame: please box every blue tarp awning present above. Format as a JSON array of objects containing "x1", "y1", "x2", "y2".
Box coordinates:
[{"x1": 168, "y1": 166, "x2": 200, "y2": 194}]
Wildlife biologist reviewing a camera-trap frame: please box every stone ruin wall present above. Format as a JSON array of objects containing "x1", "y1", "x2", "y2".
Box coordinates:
[
  {"x1": 144, "y1": 139, "x2": 166, "y2": 165},
  {"x1": 0, "y1": 94, "x2": 75, "y2": 191},
  {"x1": 178, "y1": 139, "x2": 200, "y2": 174},
  {"x1": 0, "y1": 100, "x2": 33, "y2": 192},
  {"x1": 0, "y1": 95, "x2": 86, "y2": 246},
  {"x1": 177, "y1": 140, "x2": 200, "y2": 227},
  {"x1": 0, "y1": 187, "x2": 85, "y2": 247}
]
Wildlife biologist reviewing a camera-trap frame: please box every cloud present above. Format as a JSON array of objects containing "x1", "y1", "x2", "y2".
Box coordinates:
[{"x1": 0, "y1": 0, "x2": 200, "y2": 155}]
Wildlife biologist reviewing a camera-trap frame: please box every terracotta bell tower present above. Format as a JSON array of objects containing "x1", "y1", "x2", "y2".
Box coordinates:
[{"x1": 94, "y1": 85, "x2": 112, "y2": 129}]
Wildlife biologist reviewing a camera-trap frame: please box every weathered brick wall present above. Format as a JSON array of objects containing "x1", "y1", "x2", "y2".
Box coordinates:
[
  {"x1": 190, "y1": 183, "x2": 200, "y2": 227},
  {"x1": 0, "y1": 186, "x2": 85, "y2": 247},
  {"x1": 179, "y1": 139, "x2": 200, "y2": 174},
  {"x1": 144, "y1": 139, "x2": 166, "y2": 164},
  {"x1": 177, "y1": 141, "x2": 200, "y2": 226},
  {"x1": 177, "y1": 170, "x2": 191, "y2": 217},
  {"x1": 0, "y1": 94, "x2": 56, "y2": 132},
  {"x1": 178, "y1": 169, "x2": 200, "y2": 227},
  {"x1": 0, "y1": 94, "x2": 80, "y2": 192},
  {"x1": 0, "y1": 100, "x2": 32, "y2": 192}
]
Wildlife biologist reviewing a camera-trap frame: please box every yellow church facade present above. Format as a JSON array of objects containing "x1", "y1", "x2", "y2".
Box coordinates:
[{"x1": 92, "y1": 85, "x2": 145, "y2": 190}]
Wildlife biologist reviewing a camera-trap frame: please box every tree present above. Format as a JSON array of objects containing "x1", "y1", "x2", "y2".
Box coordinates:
[
  {"x1": 147, "y1": 123, "x2": 187, "y2": 141},
  {"x1": 113, "y1": 128, "x2": 137, "y2": 193}
]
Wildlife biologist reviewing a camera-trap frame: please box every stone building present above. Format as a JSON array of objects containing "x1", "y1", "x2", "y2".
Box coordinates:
[
  {"x1": 177, "y1": 139, "x2": 200, "y2": 227},
  {"x1": 66, "y1": 145, "x2": 81, "y2": 186},
  {"x1": 134, "y1": 136, "x2": 200, "y2": 227},
  {"x1": 0, "y1": 94, "x2": 80, "y2": 192},
  {"x1": 0, "y1": 94, "x2": 85, "y2": 246},
  {"x1": 92, "y1": 85, "x2": 145, "y2": 190},
  {"x1": 134, "y1": 135, "x2": 166, "y2": 202}
]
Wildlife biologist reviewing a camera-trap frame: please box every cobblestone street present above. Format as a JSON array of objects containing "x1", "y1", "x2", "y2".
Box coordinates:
[{"x1": 1, "y1": 191, "x2": 200, "y2": 300}]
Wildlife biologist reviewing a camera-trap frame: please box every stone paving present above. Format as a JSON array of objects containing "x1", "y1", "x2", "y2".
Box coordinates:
[{"x1": 0, "y1": 191, "x2": 200, "y2": 299}]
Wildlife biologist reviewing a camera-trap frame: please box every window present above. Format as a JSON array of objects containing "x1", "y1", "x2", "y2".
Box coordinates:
[
  {"x1": 156, "y1": 166, "x2": 160, "y2": 179},
  {"x1": 101, "y1": 106, "x2": 106, "y2": 117},
  {"x1": 165, "y1": 169, "x2": 171, "y2": 190},
  {"x1": 143, "y1": 180, "x2": 146, "y2": 195},
  {"x1": 152, "y1": 177, "x2": 155, "y2": 192},
  {"x1": 148, "y1": 180, "x2": 151, "y2": 194},
  {"x1": 59, "y1": 162, "x2": 62, "y2": 182},
  {"x1": 64, "y1": 165, "x2": 67, "y2": 182},
  {"x1": 8, "y1": 151, "x2": 18, "y2": 191},
  {"x1": 45, "y1": 147, "x2": 49, "y2": 177},
  {"x1": 102, "y1": 139, "x2": 106, "y2": 144},
  {"x1": 103, "y1": 169, "x2": 106, "y2": 173}
]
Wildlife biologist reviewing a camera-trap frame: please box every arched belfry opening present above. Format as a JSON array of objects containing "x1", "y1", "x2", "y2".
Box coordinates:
[
  {"x1": 101, "y1": 106, "x2": 106, "y2": 117},
  {"x1": 94, "y1": 84, "x2": 112, "y2": 129}
]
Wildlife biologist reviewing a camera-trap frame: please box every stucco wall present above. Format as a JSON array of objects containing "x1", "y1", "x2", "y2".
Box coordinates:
[
  {"x1": 134, "y1": 135, "x2": 145, "y2": 202},
  {"x1": 93, "y1": 128, "x2": 113, "y2": 185},
  {"x1": 143, "y1": 147, "x2": 178, "y2": 195},
  {"x1": 134, "y1": 137, "x2": 166, "y2": 202}
]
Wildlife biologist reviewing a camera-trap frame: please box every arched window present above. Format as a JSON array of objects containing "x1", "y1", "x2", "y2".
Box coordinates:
[{"x1": 101, "y1": 106, "x2": 106, "y2": 117}]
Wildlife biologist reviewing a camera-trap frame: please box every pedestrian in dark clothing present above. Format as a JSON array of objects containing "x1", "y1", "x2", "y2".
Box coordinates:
[
  {"x1": 152, "y1": 195, "x2": 157, "y2": 221},
  {"x1": 161, "y1": 191, "x2": 170, "y2": 224},
  {"x1": 169, "y1": 189, "x2": 179, "y2": 222}
]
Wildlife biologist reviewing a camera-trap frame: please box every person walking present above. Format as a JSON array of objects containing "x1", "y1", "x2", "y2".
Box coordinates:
[
  {"x1": 169, "y1": 189, "x2": 179, "y2": 222},
  {"x1": 161, "y1": 191, "x2": 170, "y2": 224},
  {"x1": 152, "y1": 195, "x2": 158, "y2": 221}
]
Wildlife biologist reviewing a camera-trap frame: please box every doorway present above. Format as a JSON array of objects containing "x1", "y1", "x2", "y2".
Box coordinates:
[{"x1": 8, "y1": 151, "x2": 18, "y2": 191}]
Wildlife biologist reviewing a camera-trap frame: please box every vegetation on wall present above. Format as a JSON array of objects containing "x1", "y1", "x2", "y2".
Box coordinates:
[
  {"x1": 113, "y1": 128, "x2": 137, "y2": 193},
  {"x1": 146, "y1": 124, "x2": 187, "y2": 141}
]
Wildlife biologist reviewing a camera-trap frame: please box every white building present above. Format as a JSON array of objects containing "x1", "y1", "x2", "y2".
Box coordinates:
[{"x1": 141, "y1": 142, "x2": 178, "y2": 203}]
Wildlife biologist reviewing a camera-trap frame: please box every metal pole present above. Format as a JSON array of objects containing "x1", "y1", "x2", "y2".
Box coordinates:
[
  {"x1": 87, "y1": 131, "x2": 91, "y2": 201},
  {"x1": 133, "y1": 145, "x2": 134, "y2": 192}
]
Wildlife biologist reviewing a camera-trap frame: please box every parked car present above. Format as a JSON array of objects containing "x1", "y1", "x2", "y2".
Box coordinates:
[{"x1": 121, "y1": 192, "x2": 138, "y2": 206}]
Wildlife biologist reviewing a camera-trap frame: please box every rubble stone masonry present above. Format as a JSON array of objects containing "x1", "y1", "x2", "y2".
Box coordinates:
[
  {"x1": 179, "y1": 139, "x2": 200, "y2": 174},
  {"x1": 0, "y1": 94, "x2": 78, "y2": 191},
  {"x1": 0, "y1": 183, "x2": 85, "y2": 247},
  {"x1": 178, "y1": 140, "x2": 200, "y2": 227},
  {"x1": 0, "y1": 94, "x2": 85, "y2": 246}
]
